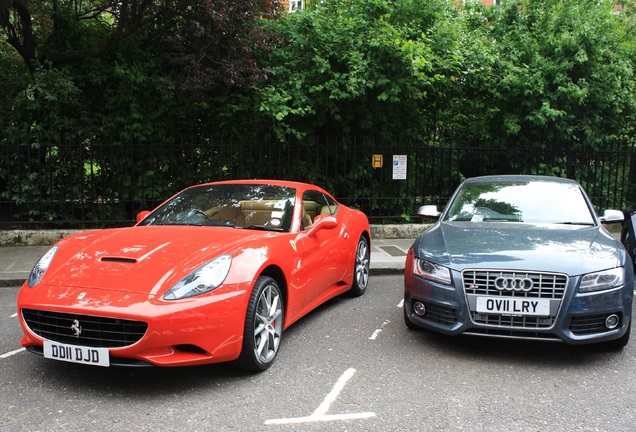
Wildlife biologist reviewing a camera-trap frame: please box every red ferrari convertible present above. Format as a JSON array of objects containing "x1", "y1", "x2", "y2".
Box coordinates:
[{"x1": 17, "y1": 180, "x2": 371, "y2": 371}]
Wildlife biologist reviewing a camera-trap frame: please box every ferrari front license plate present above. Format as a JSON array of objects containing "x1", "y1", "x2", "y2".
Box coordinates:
[
  {"x1": 476, "y1": 296, "x2": 550, "y2": 317},
  {"x1": 43, "y1": 341, "x2": 110, "y2": 367}
]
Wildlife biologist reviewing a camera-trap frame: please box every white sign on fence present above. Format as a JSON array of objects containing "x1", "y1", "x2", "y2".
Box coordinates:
[{"x1": 392, "y1": 155, "x2": 407, "y2": 180}]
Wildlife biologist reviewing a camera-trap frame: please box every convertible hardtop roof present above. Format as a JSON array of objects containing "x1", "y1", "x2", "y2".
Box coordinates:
[
  {"x1": 463, "y1": 175, "x2": 579, "y2": 185},
  {"x1": 196, "y1": 179, "x2": 329, "y2": 191}
]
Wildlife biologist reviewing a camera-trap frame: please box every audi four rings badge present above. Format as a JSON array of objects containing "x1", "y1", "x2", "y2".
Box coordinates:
[{"x1": 494, "y1": 276, "x2": 533, "y2": 292}]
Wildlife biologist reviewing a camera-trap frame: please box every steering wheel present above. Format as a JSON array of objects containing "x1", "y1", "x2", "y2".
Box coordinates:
[{"x1": 191, "y1": 208, "x2": 212, "y2": 223}]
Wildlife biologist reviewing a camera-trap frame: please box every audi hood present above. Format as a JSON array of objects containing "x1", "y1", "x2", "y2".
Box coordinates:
[{"x1": 413, "y1": 221, "x2": 625, "y2": 275}]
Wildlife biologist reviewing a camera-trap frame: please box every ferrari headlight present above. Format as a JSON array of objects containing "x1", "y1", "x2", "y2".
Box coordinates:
[
  {"x1": 413, "y1": 258, "x2": 452, "y2": 285},
  {"x1": 27, "y1": 246, "x2": 58, "y2": 287},
  {"x1": 579, "y1": 267, "x2": 625, "y2": 293},
  {"x1": 164, "y1": 254, "x2": 232, "y2": 300}
]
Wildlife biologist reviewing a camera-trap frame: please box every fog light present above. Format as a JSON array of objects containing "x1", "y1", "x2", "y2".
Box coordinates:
[
  {"x1": 414, "y1": 302, "x2": 426, "y2": 316},
  {"x1": 605, "y1": 314, "x2": 620, "y2": 330}
]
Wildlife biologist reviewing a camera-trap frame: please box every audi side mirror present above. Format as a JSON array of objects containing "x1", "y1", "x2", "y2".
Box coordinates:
[
  {"x1": 417, "y1": 205, "x2": 441, "y2": 218},
  {"x1": 600, "y1": 209, "x2": 624, "y2": 224}
]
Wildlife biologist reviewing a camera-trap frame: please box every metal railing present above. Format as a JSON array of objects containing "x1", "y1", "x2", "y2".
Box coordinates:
[{"x1": 1, "y1": 136, "x2": 633, "y2": 227}]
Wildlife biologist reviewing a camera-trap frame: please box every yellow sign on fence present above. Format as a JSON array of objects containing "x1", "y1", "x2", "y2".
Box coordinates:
[{"x1": 372, "y1": 154, "x2": 383, "y2": 168}]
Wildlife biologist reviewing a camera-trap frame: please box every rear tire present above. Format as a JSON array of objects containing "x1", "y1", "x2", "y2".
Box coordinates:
[{"x1": 236, "y1": 276, "x2": 284, "y2": 372}]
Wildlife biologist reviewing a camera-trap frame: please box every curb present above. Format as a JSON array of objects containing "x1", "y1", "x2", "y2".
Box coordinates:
[
  {"x1": 0, "y1": 225, "x2": 429, "y2": 287},
  {"x1": 0, "y1": 266, "x2": 407, "y2": 288},
  {"x1": 0, "y1": 224, "x2": 432, "y2": 246}
]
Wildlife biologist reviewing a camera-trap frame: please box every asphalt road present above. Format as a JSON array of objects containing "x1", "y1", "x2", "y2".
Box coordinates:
[{"x1": 1, "y1": 276, "x2": 635, "y2": 432}]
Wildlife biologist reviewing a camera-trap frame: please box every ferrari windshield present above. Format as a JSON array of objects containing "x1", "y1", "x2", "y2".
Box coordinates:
[
  {"x1": 139, "y1": 184, "x2": 296, "y2": 231},
  {"x1": 444, "y1": 179, "x2": 596, "y2": 225}
]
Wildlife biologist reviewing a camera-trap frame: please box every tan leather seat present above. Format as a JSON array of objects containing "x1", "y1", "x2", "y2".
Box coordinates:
[
  {"x1": 320, "y1": 205, "x2": 337, "y2": 215},
  {"x1": 207, "y1": 203, "x2": 242, "y2": 224},
  {"x1": 240, "y1": 200, "x2": 280, "y2": 226},
  {"x1": 301, "y1": 208, "x2": 313, "y2": 229},
  {"x1": 301, "y1": 200, "x2": 318, "y2": 229}
]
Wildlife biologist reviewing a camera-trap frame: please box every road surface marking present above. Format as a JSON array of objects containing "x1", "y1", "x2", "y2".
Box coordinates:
[
  {"x1": 1, "y1": 348, "x2": 25, "y2": 359},
  {"x1": 265, "y1": 368, "x2": 375, "y2": 425},
  {"x1": 369, "y1": 320, "x2": 390, "y2": 340}
]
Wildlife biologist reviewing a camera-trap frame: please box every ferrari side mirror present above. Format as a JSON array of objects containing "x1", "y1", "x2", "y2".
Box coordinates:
[
  {"x1": 136, "y1": 210, "x2": 151, "y2": 223},
  {"x1": 308, "y1": 215, "x2": 338, "y2": 236}
]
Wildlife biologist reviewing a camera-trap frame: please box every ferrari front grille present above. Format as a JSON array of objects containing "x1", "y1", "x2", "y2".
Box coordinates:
[{"x1": 22, "y1": 309, "x2": 148, "y2": 348}]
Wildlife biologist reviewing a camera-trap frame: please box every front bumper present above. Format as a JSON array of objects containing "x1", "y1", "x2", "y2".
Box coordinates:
[
  {"x1": 404, "y1": 267, "x2": 633, "y2": 345},
  {"x1": 17, "y1": 282, "x2": 252, "y2": 367}
]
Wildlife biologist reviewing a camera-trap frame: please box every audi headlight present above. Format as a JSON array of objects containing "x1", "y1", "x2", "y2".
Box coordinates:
[
  {"x1": 164, "y1": 254, "x2": 232, "y2": 300},
  {"x1": 413, "y1": 258, "x2": 452, "y2": 285},
  {"x1": 27, "y1": 246, "x2": 58, "y2": 287},
  {"x1": 579, "y1": 267, "x2": 625, "y2": 293}
]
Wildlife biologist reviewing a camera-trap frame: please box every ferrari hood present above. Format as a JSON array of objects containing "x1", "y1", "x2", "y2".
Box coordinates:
[
  {"x1": 413, "y1": 221, "x2": 622, "y2": 275},
  {"x1": 42, "y1": 226, "x2": 270, "y2": 293}
]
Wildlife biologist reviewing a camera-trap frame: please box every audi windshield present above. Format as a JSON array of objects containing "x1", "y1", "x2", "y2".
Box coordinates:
[{"x1": 444, "y1": 179, "x2": 595, "y2": 225}]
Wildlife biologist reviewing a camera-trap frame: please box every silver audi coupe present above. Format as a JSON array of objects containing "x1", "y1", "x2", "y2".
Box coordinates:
[{"x1": 404, "y1": 175, "x2": 633, "y2": 348}]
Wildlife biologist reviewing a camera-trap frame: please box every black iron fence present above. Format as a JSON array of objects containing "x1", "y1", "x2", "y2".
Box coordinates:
[{"x1": 1, "y1": 136, "x2": 634, "y2": 228}]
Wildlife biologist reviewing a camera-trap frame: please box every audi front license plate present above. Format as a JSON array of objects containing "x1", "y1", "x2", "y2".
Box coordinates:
[
  {"x1": 43, "y1": 340, "x2": 110, "y2": 367},
  {"x1": 476, "y1": 296, "x2": 550, "y2": 317}
]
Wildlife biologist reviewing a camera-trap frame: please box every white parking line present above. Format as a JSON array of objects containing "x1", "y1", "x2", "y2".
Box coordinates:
[
  {"x1": 397, "y1": 299, "x2": 404, "y2": 308},
  {"x1": 369, "y1": 329, "x2": 382, "y2": 340},
  {"x1": 11, "y1": 313, "x2": 17, "y2": 318},
  {"x1": 264, "y1": 368, "x2": 375, "y2": 425},
  {"x1": 369, "y1": 320, "x2": 390, "y2": 340},
  {"x1": 0, "y1": 348, "x2": 25, "y2": 359}
]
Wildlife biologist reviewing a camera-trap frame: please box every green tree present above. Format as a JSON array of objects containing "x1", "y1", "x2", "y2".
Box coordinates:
[
  {"x1": 257, "y1": 0, "x2": 463, "y2": 142},
  {"x1": 458, "y1": 0, "x2": 636, "y2": 151},
  {"x1": 0, "y1": 0, "x2": 278, "y2": 223},
  {"x1": 0, "y1": 42, "x2": 27, "y2": 131},
  {"x1": 0, "y1": 0, "x2": 279, "y2": 141}
]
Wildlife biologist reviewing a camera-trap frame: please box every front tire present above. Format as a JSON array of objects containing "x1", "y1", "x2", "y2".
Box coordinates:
[
  {"x1": 349, "y1": 236, "x2": 370, "y2": 297},
  {"x1": 403, "y1": 301, "x2": 421, "y2": 331},
  {"x1": 236, "y1": 276, "x2": 284, "y2": 372},
  {"x1": 603, "y1": 320, "x2": 631, "y2": 350},
  {"x1": 622, "y1": 228, "x2": 636, "y2": 266}
]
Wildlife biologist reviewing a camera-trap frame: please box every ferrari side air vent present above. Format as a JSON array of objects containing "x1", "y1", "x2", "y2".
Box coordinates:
[{"x1": 101, "y1": 257, "x2": 137, "y2": 264}]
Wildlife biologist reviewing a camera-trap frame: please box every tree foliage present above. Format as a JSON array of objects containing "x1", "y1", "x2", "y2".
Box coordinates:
[
  {"x1": 256, "y1": 0, "x2": 464, "y2": 142},
  {"x1": 1, "y1": 0, "x2": 636, "y2": 224},
  {"x1": 458, "y1": 0, "x2": 636, "y2": 151},
  {"x1": 0, "y1": 0, "x2": 279, "y2": 139}
]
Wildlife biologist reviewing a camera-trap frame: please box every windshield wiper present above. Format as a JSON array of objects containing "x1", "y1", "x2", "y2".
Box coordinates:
[
  {"x1": 153, "y1": 222, "x2": 204, "y2": 226},
  {"x1": 239, "y1": 225, "x2": 284, "y2": 232},
  {"x1": 153, "y1": 221, "x2": 236, "y2": 227}
]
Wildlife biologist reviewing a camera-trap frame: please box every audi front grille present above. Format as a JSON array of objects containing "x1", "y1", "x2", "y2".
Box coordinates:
[
  {"x1": 22, "y1": 309, "x2": 148, "y2": 348},
  {"x1": 417, "y1": 301, "x2": 458, "y2": 325},
  {"x1": 462, "y1": 270, "x2": 568, "y2": 329},
  {"x1": 570, "y1": 314, "x2": 621, "y2": 335},
  {"x1": 463, "y1": 270, "x2": 567, "y2": 298}
]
